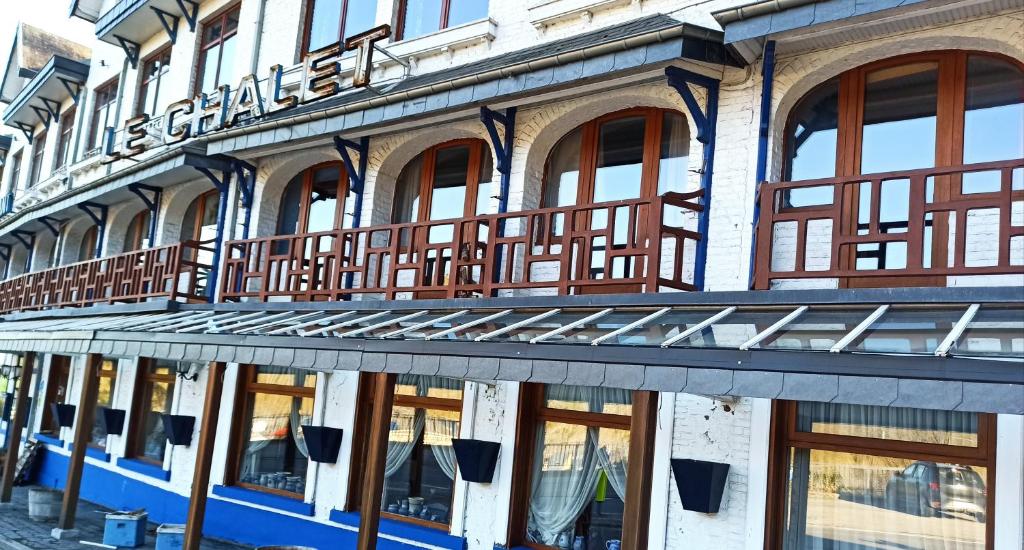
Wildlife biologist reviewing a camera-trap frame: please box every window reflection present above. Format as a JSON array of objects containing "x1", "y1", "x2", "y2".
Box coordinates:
[
  {"x1": 89, "y1": 359, "x2": 118, "y2": 449},
  {"x1": 860, "y1": 62, "x2": 939, "y2": 174},
  {"x1": 962, "y1": 55, "x2": 1024, "y2": 193}
]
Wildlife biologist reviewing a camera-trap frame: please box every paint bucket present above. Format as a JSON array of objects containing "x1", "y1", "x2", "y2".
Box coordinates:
[{"x1": 27, "y1": 487, "x2": 61, "y2": 522}]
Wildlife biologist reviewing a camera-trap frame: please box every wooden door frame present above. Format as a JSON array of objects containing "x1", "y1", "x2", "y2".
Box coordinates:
[
  {"x1": 292, "y1": 161, "x2": 350, "y2": 233},
  {"x1": 411, "y1": 138, "x2": 488, "y2": 223}
]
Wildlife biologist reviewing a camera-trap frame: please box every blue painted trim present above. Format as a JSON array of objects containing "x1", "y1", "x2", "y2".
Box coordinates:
[
  {"x1": 194, "y1": 166, "x2": 232, "y2": 302},
  {"x1": 329, "y1": 509, "x2": 467, "y2": 550},
  {"x1": 749, "y1": 40, "x2": 776, "y2": 289},
  {"x1": 211, "y1": 485, "x2": 315, "y2": 517},
  {"x1": 116, "y1": 457, "x2": 171, "y2": 481},
  {"x1": 32, "y1": 432, "x2": 63, "y2": 447},
  {"x1": 68, "y1": 443, "x2": 112, "y2": 462}
]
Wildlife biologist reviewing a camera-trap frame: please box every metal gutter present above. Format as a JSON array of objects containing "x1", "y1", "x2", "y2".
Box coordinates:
[{"x1": 711, "y1": 0, "x2": 818, "y2": 25}]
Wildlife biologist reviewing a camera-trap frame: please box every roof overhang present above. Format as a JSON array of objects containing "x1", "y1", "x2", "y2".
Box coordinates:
[
  {"x1": 69, "y1": 0, "x2": 104, "y2": 23},
  {"x1": 712, "y1": 0, "x2": 1020, "y2": 64},
  {"x1": 96, "y1": 0, "x2": 199, "y2": 47},
  {"x1": 0, "y1": 287, "x2": 1020, "y2": 414},
  {"x1": 2, "y1": 56, "x2": 89, "y2": 135}
]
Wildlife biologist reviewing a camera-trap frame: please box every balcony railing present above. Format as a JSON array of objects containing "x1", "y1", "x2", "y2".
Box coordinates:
[
  {"x1": 0, "y1": 240, "x2": 214, "y2": 314},
  {"x1": 754, "y1": 159, "x2": 1024, "y2": 289},
  {"x1": 221, "y1": 192, "x2": 703, "y2": 302}
]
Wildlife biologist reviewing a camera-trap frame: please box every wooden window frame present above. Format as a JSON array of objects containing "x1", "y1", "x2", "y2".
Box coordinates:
[
  {"x1": 8, "y1": 152, "x2": 21, "y2": 191},
  {"x1": 300, "y1": 0, "x2": 358, "y2": 56},
  {"x1": 391, "y1": 138, "x2": 489, "y2": 224},
  {"x1": 136, "y1": 46, "x2": 172, "y2": 117},
  {"x1": 89, "y1": 78, "x2": 119, "y2": 151},
  {"x1": 225, "y1": 365, "x2": 317, "y2": 500},
  {"x1": 778, "y1": 51, "x2": 1024, "y2": 288},
  {"x1": 348, "y1": 373, "x2": 465, "y2": 530},
  {"x1": 87, "y1": 358, "x2": 118, "y2": 449},
  {"x1": 281, "y1": 161, "x2": 350, "y2": 234},
  {"x1": 54, "y1": 107, "x2": 77, "y2": 170},
  {"x1": 506, "y1": 384, "x2": 658, "y2": 549},
  {"x1": 184, "y1": 189, "x2": 220, "y2": 242},
  {"x1": 125, "y1": 210, "x2": 151, "y2": 252},
  {"x1": 28, "y1": 131, "x2": 47, "y2": 187},
  {"x1": 78, "y1": 225, "x2": 98, "y2": 262},
  {"x1": 39, "y1": 355, "x2": 71, "y2": 434},
  {"x1": 125, "y1": 357, "x2": 176, "y2": 465},
  {"x1": 395, "y1": 0, "x2": 487, "y2": 41},
  {"x1": 764, "y1": 400, "x2": 998, "y2": 550},
  {"x1": 194, "y1": 4, "x2": 241, "y2": 96}
]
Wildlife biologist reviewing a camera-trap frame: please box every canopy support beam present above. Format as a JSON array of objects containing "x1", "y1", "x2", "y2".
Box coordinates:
[
  {"x1": 0, "y1": 352, "x2": 34, "y2": 503},
  {"x1": 356, "y1": 373, "x2": 396, "y2": 550},
  {"x1": 54, "y1": 353, "x2": 101, "y2": 537},
  {"x1": 183, "y1": 361, "x2": 225, "y2": 550},
  {"x1": 622, "y1": 390, "x2": 658, "y2": 550}
]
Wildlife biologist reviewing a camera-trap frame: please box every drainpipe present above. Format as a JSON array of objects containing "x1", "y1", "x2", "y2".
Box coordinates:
[
  {"x1": 748, "y1": 40, "x2": 775, "y2": 289},
  {"x1": 250, "y1": 0, "x2": 268, "y2": 74}
]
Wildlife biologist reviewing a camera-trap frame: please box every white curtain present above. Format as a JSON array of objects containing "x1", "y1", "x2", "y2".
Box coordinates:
[
  {"x1": 428, "y1": 411, "x2": 459, "y2": 481},
  {"x1": 588, "y1": 428, "x2": 627, "y2": 502}
]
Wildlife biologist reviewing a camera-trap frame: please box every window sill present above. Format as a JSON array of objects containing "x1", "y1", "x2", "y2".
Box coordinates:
[
  {"x1": 387, "y1": 18, "x2": 497, "y2": 63},
  {"x1": 116, "y1": 457, "x2": 170, "y2": 481},
  {"x1": 33, "y1": 433, "x2": 63, "y2": 447},
  {"x1": 68, "y1": 444, "x2": 111, "y2": 462},
  {"x1": 211, "y1": 485, "x2": 314, "y2": 517},
  {"x1": 329, "y1": 510, "x2": 465, "y2": 550},
  {"x1": 528, "y1": 0, "x2": 637, "y2": 30}
]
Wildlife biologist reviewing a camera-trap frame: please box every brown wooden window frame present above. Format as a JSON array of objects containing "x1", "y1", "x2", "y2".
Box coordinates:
[
  {"x1": 225, "y1": 365, "x2": 317, "y2": 500},
  {"x1": 194, "y1": 4, "x2": 241, "y2": 96},
  {"x1": 39, "y1": 355, "x2": 72, "y2": 435},
  {"x1": 764, "y1": 400, "x2": 998, "y2": 550},
  {"x1": 279, "y1": 161, "x2": 351, "y2": 234},
  {"x1": 78, "y1": 225, "x2": 99, "y2": 262},
  {"x1": 87, "y1": 358, "x2": 118, "y2": 450},
  {"x1": 28, "y1": 130, "x2": 47, "y2": 187},
  {"x1": 390, "y1": 138, "x2": 490, "y2": 224},
  {"x1": 8, "y1": 151, "x2": 22, "y2": 191},
  {"x1": 507, "y1": 384, "x2": 658, "y2": 549},
  {"x1": 89, "y1": 78, "x2": 119, "y2": 151},
  {"x1": 136, "y1": 46, "x2": 172, "y2": 117},
  {"x1": 54, "y1": 107, "x2": 77, "y2": 170},
  {"x1": 124, "y1": 209, "x2": 151, "y2": 252},
  {"x1": 125, "y1": 357, "x2": 176, "y2": 465},
  {"x1": 183, "y1": 189, "x2": 220, "y2": 242},
  {"x1": 395, "y1": 0, "x2": 488, "y2": 41}
]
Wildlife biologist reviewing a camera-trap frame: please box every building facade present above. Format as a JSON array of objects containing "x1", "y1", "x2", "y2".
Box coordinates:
[{"x1": 0, "y1": 0, "x2": 1021, "y2": 549}]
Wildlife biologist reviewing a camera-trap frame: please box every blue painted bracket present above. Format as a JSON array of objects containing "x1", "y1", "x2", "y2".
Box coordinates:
[
  {"x1": 127, "y1": 183, "x2": 162, "y2": 245},
  {"x1": 58, "y1": 78, "x2": 84, "y2": 104},
  {"x1": 479, "y1": 106, "x2": 516, "y2": 214},
  {"x1": 174, "y1": 0, "x2": 199, "y2": 31},
  {"x1": 39, "y1": 98, "x2": 62, "y2": 121},
  {"x1": 194, "y1": 166, "x2": 232, "y2": 302},
  {"x1": 11, "y1": 122, "x2": 33, "y2": 144},
  {"x1": 232, "y1": 160, "x2": 257, "y2": 240},
  {"x1": 151, "y1": 7, "x2": 181, "y2": 44},
  {"x1": 749, "y1": 40, "x2": 776, "y2": 289},
  {"x1": 332, "y1": 135, "x2": 368, "y2": 229},
  {"x1": 39, "y1": 216, "x2": 62, "y2": 237},
  {"x1": 665, "y1": 66, "x2": 720, "y2": 291},
  {"x1": 30, "y1": 106, "x2": 52, "y2": 128},
  {"x1": 78, "y1": 201, "x2": 109, "y2": 259},
  {"x1": 12, "y1": 230, "x2": 36, "y2": 273},
  {"x1": 113, "y1": 35, "x2": 141, "y2": 69}
]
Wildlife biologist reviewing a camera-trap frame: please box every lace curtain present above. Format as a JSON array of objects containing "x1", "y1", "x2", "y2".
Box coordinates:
[
  {"x1": 241, "y1": 367, "x2": 313, "y2": 476},
  {"x1": 385, "y1": 375, "x2": 463, "y2": 482}
]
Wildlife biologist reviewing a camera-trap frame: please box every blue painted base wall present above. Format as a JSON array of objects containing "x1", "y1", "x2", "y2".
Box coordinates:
[{"x1": 31, "y1": 448, "x2": 437, "y2": 549}]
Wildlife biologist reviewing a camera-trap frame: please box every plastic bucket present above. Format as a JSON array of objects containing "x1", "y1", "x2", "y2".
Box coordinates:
[{"x1": 27, "y1": 488, "x2": 61, "y2": 522}]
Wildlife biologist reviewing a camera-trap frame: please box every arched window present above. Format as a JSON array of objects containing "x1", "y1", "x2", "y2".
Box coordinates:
[
  {"x1": 781, "y1": 51, "x2": 1024, "y2": 280},
  {"x1": 276, "y1": 162, "x2": 352, "y2": 235},
  {"x1": 124, "y1": 210, "x2": 152, "y2": 252},
  {"x1": 391, "y1": 139, "x2": 493, "y2": 224},
  {"x1": 78, "y1": 226, "x2": 98, "y2": 262},
  {"x1": 182, "y1": 190, "x2": 220, "y2": 243},
  {"x1": 541, "y1": 108, "x2": 690, "y2": 210}
]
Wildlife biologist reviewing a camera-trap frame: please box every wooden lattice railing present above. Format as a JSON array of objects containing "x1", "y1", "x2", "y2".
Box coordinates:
[
  {"x1": 754, "y1": 159, "x2": 1024, "y2": 289},
  {"x1": 0, "y1": 240, "x2": 214, "y2": 314},
  {"x1": 220, "y1": 192, "x2": 704, "y2": 302}
]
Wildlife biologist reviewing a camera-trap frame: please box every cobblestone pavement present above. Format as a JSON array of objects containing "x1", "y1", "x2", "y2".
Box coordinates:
[{"x1": 0, "y1": 486, "x2": 249, "y2": 550}]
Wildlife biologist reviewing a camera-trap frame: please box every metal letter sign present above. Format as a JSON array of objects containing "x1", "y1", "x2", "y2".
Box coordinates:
[{"x1": 103, "y1": 25, "x2": 392, "y2": 163}]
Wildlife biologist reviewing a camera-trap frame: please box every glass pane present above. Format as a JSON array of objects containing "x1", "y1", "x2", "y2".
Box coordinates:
[
  {"x1": 860, "y1": 62, "x2": 938, "y2": 174},
  {"x1": 90, "y1": 361, "x2": 117, "y2": 448},
  {"x1": 135, "y1": 378, "x2": 173, "y2": 462},
  {"x1": 782, "y1": 448, "x2": 987, "y2": 549},
  {"x1": 757, "y1": 308, "x2": 876, "y2": 351},
  {"x1": 429, "y1": 145, "x2": 470, "y2": 221},
  {"x1": 255, "y1": 365, "x2": 316, "y2": 389},
  {"x1": 785, "y1": 78, "x2": 839, "y2": 182},
  {"x1": 382, "y1": 405, "x2": 460, "y2": 524},
  {"x1": 672, "y1": 309, "x2": 786, "y2": 349},
  {"x1": 537, "y1": 310, "x2": 654, "y2": 345},
  {"x1": 544, "y1": 385, "x2": 631, "y2": 417},
  {"x1": 476, "y1": 148, "x2": 493, "y2": 215},
  {"x1": 401, "y1": 0, "x2": 442, "y2": 40},
  {"x1": 199, "y1": 46, "x2": 220, "y2": 95},
  {"x1": 797, "y1": 402, "x2": 979, "y2": 447},
  {"x1": 846, "y1": 307, "x2": 966, "y2": 354},
  {"x1": 307, "y1": 166, "x2": 341, "y2": 233},
  {"x1": 593, "y1": 116, "x2": 645, "y2": 204},
  {"x1": 237, "y1": 393, "x2": 313, "y2": 495},
  {"x1": 448, "y1": 0, "x2": 488, "y2": 27},
  {"x1": 428, "y1": 310, "x2": 555, "y2": 341},
  {"x1": 543, "y1": 128, "x2": 582, "y2": 209},
  {"x1": 394, "y1": 374, "x2": 463, "y2": 400},
  {"x1": 658, "y1": 112, "x2": 690, "y2": 227},
  {"x1": 614, "y1": 308, "x2": 728, "y2": 346},
  {"x1": 392, "y1": 155, "x2": 422, "y2": 223},
  {"x1": 527, "y1": 421, "x2": 629, "y2": 549},
  {"x1": 276, "y1": 174, "x2": 305, "y2": 235},
  {"x1": 952, "y1": 307, "x2": 1024, "y2": 358},
  {"x1": 962, "y1": 56, "x2": 1024, "y2": 193},
  {"x1": 484, "y1": 310, "x2": 601, "y2": 343},
  {"x1": 219, "y1": 36, "x2": 237, "y2": 89},
  {"x1": 360, "y1": 311, "x2": 463, "y2": 338},
  {"x1": 307, "y1": 0, "x2": 342, "y2": 52},
  {"x1": 343, "y1": 0, "x2": 377, "y2": 36},
  {"x1": 225, "y1": 10, "x2": 240, "y2": 34}
]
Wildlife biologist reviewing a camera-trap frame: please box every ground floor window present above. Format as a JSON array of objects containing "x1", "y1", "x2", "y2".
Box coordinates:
[
  {"x1": 511, "y1": 384, "x2": 654, "y2": 550},
  {"x1": 382, "y1": 374, "x2": 463, "y2": 527},
  {"x1": 229, "y1": 365, "x2": 316, "y2": 498},
  {"x1": 40, "y1": 355, "x2": 71, "y2": 434},
  {"x1": 89, "y1": 358, "x2": 118, "y2": 449},
  {"x1": 127, "y1": 359, "x2": 176, "y2": 463},
  {"x1": 769, "y1": 401, "x2": 995, "y2": 550}
]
